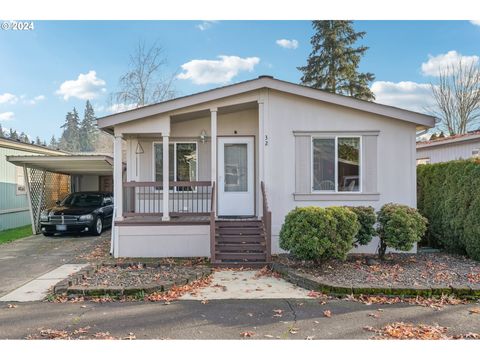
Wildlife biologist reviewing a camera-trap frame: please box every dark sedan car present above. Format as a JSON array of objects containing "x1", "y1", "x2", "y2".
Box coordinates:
[{"x1": 40, "y1": 192, "x2": 114, "y2": 236}]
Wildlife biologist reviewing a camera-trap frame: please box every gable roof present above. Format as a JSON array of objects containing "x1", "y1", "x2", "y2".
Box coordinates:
[{"x1": 97, "y1": 76, "x2": 436, "y2": 130}]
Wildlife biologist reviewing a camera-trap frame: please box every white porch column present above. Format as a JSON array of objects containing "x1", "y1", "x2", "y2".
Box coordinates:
[
  {"x1": 113, "y1": 134, "x2": 124, "y2": 221},
  {"x1": 258, "y1": 100, "x2": 265, "y2": 216},
  {"x1": 210, "y1": 108, "x2": 218, "y2": 184},
  {"x1": 162, "y1": 132, "x2": 170, "y2": 221}
]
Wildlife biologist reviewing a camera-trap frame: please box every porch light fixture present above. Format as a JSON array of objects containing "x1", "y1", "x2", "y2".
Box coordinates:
[
  {"x1": 200, "y1": 129, "x2": 208, "y2": 144},
  {"x1": 135, "y1": 142, "x2": 144, "y2": 154}
]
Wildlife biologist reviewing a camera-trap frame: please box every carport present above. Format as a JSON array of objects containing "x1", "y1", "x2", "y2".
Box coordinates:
[{"x1": 6, "y1": 155, "x2": 118, "y2": 234}]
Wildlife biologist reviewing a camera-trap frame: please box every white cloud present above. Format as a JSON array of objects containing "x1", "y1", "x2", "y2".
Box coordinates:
[
  {"x1": 421, "y1": 50, "x2": 479, "y2": 76},
  {"x1": 470, "y1": 20, "x2": 480, "y2": 26},
  {"x1": 0, "y1": 93, "x2": 18, "y2": 104},
  {"x1": 177, "y1": 55, "x2": 260, "y2": 85},
  {"x1": 56, "y1": 71, "x2": 106, "y2": 100},
  {"x1": 196, "y1": 21, "x2": 217, "y2": 31},
  {"x1": 107, "y1": 103, "x2": 137, "y2": 114},
  {"x1": 371, "y1": 81, "x2": 435, "y2": 113},
  {"x1": 0, "y1": 111, "x2": 15, "y2": 121},
  {"x1": 25, "y1": 95, "x2": 46, "y2": 105},
  {"x1": 276, "y1": 39, "x2": 299, "y2": 49}
]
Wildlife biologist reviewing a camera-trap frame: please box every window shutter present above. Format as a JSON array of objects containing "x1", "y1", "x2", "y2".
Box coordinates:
[
  {"x1": 294, "y1": 134, "x2": 311, "y2": 193},
  {"x1": 362, "y1": 134, "x2": 378, "y2": 193}
]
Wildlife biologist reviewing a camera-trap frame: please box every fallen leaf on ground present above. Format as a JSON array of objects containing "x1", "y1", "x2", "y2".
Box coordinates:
[
  {"x1": 201, "y1": 300, "x2": 209, "y2": 304},
  {"x1": 240, "y1": 331, "x2": 255, "y2": 338},
  {"x1": 368, "y1": 313, "x2": 380, "y2": 318},
  {"x1": 264, "y1": 334, "x2": 274, "y2": 338},
  {"x1": 289, "y1": 327, "x2": 299, "y2": 334},
  {"x1": 273, "y1": 309, "x2": 283, "y2": 317},
  {"x1": 307, "y1": 291, "x2": 323, "y2": 298},
  {"x1": 305, "y1": 336, "x2": 315, "y2": 340},
  {"x1": 323, "y1": 310, "x2": 332, "y2": 318},
  {"x1": 469, "y1": 308, "x2": 480, "y2": 314},
  {"x1": 7, "y1": 304, "x2": 17, "y2": 308}
]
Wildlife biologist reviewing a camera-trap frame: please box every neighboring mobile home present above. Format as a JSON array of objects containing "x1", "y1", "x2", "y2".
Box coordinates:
[
  {"x1": 97, "y1": 76, "x2": 435, "y2": 264},
  {"x1": 0, "y1": 137, "x2": 64, "y2": 231},
  {"x1": 416, "y1": 131, "x2": 480, "y2": 165}
]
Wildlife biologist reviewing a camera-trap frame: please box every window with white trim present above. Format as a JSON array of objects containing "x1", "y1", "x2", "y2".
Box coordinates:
[
  {"x1": 16, "y1": 166, "x2": 26, "y2": 195},
  {"x1": 416, "y1": 158, "x2": 430, "y2": 165},
  {"x1": 472, "y1": 149, "x2": 479, "y2": 158},
  {"x1": 154, "y1": 142, "x2": 198, "y2": 191},
  {"x1": 312, "y1": 136, "x2": 361, "y2": 192}
]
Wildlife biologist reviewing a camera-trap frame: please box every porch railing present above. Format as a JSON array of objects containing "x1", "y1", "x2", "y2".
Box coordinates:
[
  {"x1": 261, "y1": 181, "x2": 272, "y2": 262},
  {"x1": 210, "y1": 181, "x2": 216, "y2": 262},
  {"x1": 123, "y1": 181, "x2": 213, "y2": 217}
]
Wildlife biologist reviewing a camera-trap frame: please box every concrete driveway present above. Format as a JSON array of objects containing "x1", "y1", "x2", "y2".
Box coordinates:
[{"x1": 0, "y1": 231, "x2": 109, "y2": 298}]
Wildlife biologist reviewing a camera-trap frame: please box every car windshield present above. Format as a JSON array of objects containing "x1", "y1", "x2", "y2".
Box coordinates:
[{"x1": 61, "y1": 193, "x2": 103, "y2": 207}]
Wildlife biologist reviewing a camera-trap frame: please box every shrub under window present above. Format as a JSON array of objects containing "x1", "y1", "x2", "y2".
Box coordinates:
[{"x1": 279, "y1": 206, "x2": 359, "y2": 262}]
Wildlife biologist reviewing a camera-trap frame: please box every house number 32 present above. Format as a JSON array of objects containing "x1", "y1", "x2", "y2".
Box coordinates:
[{"x1": 264, "y1": 135, "x2": 269, "y2": 146}]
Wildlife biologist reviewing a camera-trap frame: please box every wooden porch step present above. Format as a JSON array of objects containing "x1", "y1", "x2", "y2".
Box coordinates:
[
  {"x1": 216, "y1": 227, "x2": 264, "y2": 235},
  {"x1": 216, "y1": 234, "x2": 265, "y2": 243},
  {"x1": 215, "y1": 220, "x2": 262, "y2": 228},
  {"x1": 215, "y1": 252, "x2": 267, "y2": 261},
  {"x1": 216, "y1": 243, "x2": 266, "y2": 252},
  {"x1": 212, "y1": 261, "x2": 270, "y2": 268}
]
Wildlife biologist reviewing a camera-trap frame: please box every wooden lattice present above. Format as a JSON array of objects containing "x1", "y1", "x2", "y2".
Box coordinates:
[{"x1": 27, "y1": 168, "x2": 71, "y2": 234}]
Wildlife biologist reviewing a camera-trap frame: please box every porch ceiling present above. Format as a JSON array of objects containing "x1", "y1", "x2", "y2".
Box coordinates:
[
  {"x1": 170, "y1": 101, "x2": 258, "y2": 123},
  {"x1": 6, "y1": 155, "x2": 118, "y2": 176}
]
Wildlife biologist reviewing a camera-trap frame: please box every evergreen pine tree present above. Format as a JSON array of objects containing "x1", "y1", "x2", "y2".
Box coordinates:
[
  {"x1": 79, "y1": 100, "x2": 98, "y2": 152},
  {"x1": 59, "y1": 108, "x2": 81, "y2": 151},
  {"x1": 9, "y1": 128, "x2": 18, "y2": 140},
  {"x1": 35, "y1": 136, "x2": 42, "y2": 145},
  {"x1": 298, "y1": 21, "x2": 375, "y2": 101},
  {"x1": 0, "y1": 124, "x2": 4, "y2": 137},
  {"x1": 19, "y1": 132, "x2": 29, "y2": 143},
  {"x1": 49, "y1": 135, "x2": 58, "y2": 149}
]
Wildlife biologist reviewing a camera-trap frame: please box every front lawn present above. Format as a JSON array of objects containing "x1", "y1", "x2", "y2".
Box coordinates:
[{"x1": 0, "y1": 225, "x2": 33, "y2": 245}]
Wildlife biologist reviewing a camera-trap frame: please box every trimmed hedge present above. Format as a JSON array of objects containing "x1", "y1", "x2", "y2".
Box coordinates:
[
  {"x1": 377, "y1": 203, "x2": 427, "y2": 259},
  {"x1": 279, "y1": 206, "x2": 360, "y2": 262},
  {"x1": 417, "y1": 159, "x2": 480, "y2": 260}
]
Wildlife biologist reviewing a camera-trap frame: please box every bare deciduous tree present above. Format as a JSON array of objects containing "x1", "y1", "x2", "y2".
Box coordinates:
[
  {"x1": 431, "y1": 60, "x2": 480, "y2": 135},
  {"x1": 111, "y1": 41, "x2": 176, "y2": 109}
]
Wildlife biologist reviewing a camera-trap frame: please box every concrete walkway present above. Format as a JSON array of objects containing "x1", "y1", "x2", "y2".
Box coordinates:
[
  {"x1": 0, "y1": 264, "x2": 88, "y2": 302},
  {"x1": 0, "y1": 231, "x2": 108, "y2": 298},
  {"x1": 181, "y1": 270, "x2": 311, "y2": 300}
]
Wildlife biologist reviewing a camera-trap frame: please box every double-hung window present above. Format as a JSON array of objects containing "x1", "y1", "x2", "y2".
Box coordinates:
[
  {"x1": 154, "y1": 142, "x2": 198, "y2": 191},
  {"x1": 312, "y1": 136, "x2": 361, "y2": 192}
]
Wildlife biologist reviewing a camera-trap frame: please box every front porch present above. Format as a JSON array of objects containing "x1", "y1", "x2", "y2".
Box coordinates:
[{"x1": 111, "y1": 98, "x2": 271, "y2": 263}]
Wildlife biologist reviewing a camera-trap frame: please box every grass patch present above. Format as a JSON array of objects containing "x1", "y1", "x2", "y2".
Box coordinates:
[{"x1": 0, "y1": 225, "x2": 33, "y2": 245}]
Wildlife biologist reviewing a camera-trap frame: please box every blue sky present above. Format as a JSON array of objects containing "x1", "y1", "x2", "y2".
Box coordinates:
[{"x1": 1, "y1": 20, "x2": 480, "y2": 140}]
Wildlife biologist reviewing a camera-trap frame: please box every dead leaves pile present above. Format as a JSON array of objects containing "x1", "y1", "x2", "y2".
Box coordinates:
[
  {"x1": 364, "y1": 322, "x2": 480, "y2": 340},
  {"x1": 253, "y1": 266, "x2": 281, "y2": 279},
  {"x1": 347, "y1": 294, "x2": 467, "y2": 310},
  {"x1": 145, "y1": 274, "x2": 213, "y2": 303},
  {"x1": 26, "y1": 326, "x2": 136, "y2": 340}
]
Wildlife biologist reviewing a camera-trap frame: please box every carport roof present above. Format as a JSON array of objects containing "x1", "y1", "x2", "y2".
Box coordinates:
[{"x1": 6, "y1": 154, "x2": 117, "y2": 176}]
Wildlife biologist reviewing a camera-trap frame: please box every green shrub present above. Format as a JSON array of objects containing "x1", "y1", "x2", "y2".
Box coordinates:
[
  {"x1": 377, "y1": 203, "x2": 428, "y2": 259},
  {"x1": 279, "y1": 206, "x2": 359, "y2": 262},
  {"x1": 417, "y1": 159, "x2": 480, "y2": 258},
  {"x1": 347, "y1": 206, "x2": 377, "y2": 246}
]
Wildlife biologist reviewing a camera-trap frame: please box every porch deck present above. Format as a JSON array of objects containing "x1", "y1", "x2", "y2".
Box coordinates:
[{"x1": 116, "y1": 215, "x2": 210, "y2": 226}]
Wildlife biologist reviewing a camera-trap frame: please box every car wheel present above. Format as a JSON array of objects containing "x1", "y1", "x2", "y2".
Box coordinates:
[
  {"x1": 93, "y1": 217, "x2": 103, "y2": 236},
  {"x1": 43, "y1": 232, "x2": 54, "y2": 237}
]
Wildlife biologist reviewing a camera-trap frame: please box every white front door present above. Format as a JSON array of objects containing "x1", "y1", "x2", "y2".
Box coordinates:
[{"x1": 218, "y1": 137, "x2": 255, "y2": 216}]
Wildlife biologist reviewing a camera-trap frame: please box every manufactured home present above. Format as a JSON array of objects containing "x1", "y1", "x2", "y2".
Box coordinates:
[{"x1": 97, "y1": 76, "x2": 435, "y2": 264}]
